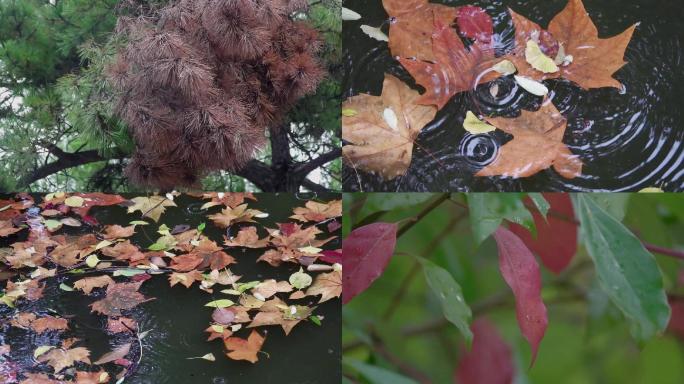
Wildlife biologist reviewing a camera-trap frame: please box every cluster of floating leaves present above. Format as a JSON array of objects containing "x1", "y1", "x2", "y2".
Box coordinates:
[
  {"x1": 0, "y1": 193, "x2": 341, "y2": 383},
  {"x1": 343, "y1": 0, "x2": 637, "y2": 181}
]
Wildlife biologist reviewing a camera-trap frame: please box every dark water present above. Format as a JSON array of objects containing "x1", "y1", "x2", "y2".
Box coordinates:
[
  {"x1": 0, "y1": 193, "x2": 341, "y2": 383},
  {"x1": 342, "y1": 0, "x2": 684, "y2": 192}
]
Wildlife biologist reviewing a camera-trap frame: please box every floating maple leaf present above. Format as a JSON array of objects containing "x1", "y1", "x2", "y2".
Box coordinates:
[
  {"x1": 49, "y1": 234, "x2": 98, "y2": 267},
  {"x1": 10, "y1": 313, "x2": 68, "y2": 333},
  {"x1": 223, "y1": 330, "x2": 266, "y2": 363},
  {"x1": 342, "y1": 74, "x2": 437, "y2": 180},
  {"x1": 100, "y1": 240, "x2": 146, "y2": 264},
  {"x1": 476, "y1": 100, "x2": 583, "y2": 179},
  {"x1": 37, "y1": 344, "x2": 91, "y2": 373},
  {"x1": 199, "y1": 192, "x2": 258, "y2": 209},
  {"x1": 399, "y1": 15, "x2": 498, "y2": 109},
  {"x1": 103, "y1": 224, "x2": 136, "y2": 239},
  {"x1": 503, "y1": 0, "x2": 637, "y2": 90},
  {"x1": 74, "y1": 275, "x2": 115, "y2": 295},
  {"x1": 69, "y1": 193, "x2": 126, "y2": 217},
  {"x1": 382, "y1": 0, "x2": 459, "y2": 62},
  {"x1": 90, "y1": 282, "x2": 153, "y2": 317},
  {"x1": 168, "y1": 270, "x2": 204, "y2": 288},
  {"x1": 224, "y1": 227, "x2": 270, "y2": 248},
  {"x1": 208, "y1": 204, "x2": 265, "y2": 228},
  {"x1": 306, "y1": 270, "x2": 342, "y2": 304},
  {"x1": 171, "y1": 238, "x2": 236, "y2": 272},
  {"x1": 290, "y1": 200, "x2": 342, "y2": 222},
  {"x1": 127, "y1": 196, "x2": 177, "y2": 222}
]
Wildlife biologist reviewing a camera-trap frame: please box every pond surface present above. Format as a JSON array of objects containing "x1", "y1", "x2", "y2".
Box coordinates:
[
  {"x1": 342, "y1": 0, "x2": 684, "y2": 192},
  {"x1": 0, "y1": 193, "x2": 341, "y2": 383}
]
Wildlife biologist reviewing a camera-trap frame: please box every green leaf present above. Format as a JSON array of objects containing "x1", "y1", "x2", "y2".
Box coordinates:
[
  {"x1": 365, "y1": 194, "x2": 434, "y2": 212},
  {"x1": 205, "y1": 299, "x2": 235, "y2": 308},
  {"x1": 113, "y1": 269, "x2": 146, "y2": 277},
  {"x1": 130, "y1": 220, "x2": 150, "y2": 226},
  {"x1": 468, "y1": 193, "x2": 534, "y2": 244},
  {"x1": 197, "y1": 222, "x2": 206, "y2": 233},
  {"x1": 309, "y1": 315, "x2": 322, "y2": 326},
  {"x1": 44, "y1": 219, "x2": 62, "y2": 231},
  {"x1": 588, "y1": 194, "x2": 630, "y2": 221},
  {"x1": 237, "y1": 281, "x2": 260, "y2": 293},
  {"x1": 417, "y1": 257, "x2": 473, "y2": 344},
  {"x1": 59, "y1": 283, "x2": 73, "y2": 292},
  {"x1": 344, "y1": 359, "x2": 419, "y2": 384},
  {"x1": 528, "y1": 193, "x2": 550, "y2": 217},
  {"x1": 85, "y1": 255, "x2": 100, "y2": 268},
  {"x1": 574, "y1": 194, "x2": 670, "y2": 341}
]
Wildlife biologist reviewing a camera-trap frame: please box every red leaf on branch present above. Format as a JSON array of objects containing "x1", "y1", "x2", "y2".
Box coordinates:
[
  {"x1": 493, "y1": 227, "x2": 548, "y2": 364},
  {"x1": 668, "y1": 298, "x2": 684, "y2": 339},
  {"x1": 342, "y1": 223, "x2": 397, "y2": 304},
  {"x1": 455, "y1": 318, "x2": 515, "y2": 384},
  {"x1": 509, "y1": 193, "x2": 578, "y2": 274},
  {"x1": 455, "y1": 6, "x2": 493, "y2": 45}
]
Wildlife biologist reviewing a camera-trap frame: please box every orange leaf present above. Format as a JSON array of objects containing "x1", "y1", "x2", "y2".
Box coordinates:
[
  {"x1": 476, "y1": 101, "x2": 582, "y2": 179},
  {"x1": 74, "y1": 275, "x2": 115, "y2": 295},
  {"x1": 223, "y1": 330, "x2": 265, "y2": 363}
]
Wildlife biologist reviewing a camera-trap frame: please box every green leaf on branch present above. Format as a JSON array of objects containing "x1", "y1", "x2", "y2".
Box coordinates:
[
  {"x1": 417, "y1": 257, "x2": 473, "y2": 344},
  {"x1": 468, "y1": 194, "x2": 535, "y2": 244},
  {"x1": 528, "y1": 193, "x2": 550, "y2": 218},
  {"x1": 344, "y1": 359, "x2": 419, "y2": 384},
  {"x1": 574, "y1": 194, "x2": 670, "y2": 341}
]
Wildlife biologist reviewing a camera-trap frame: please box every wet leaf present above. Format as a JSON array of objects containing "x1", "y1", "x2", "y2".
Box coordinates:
[
  {"x1": 34, "y1": 345, "x2": 54, "y2": 359},
  {"x1": 37, "y1": 345, "x2": 91, "y2": 373},
  {"x1": 418, "y1": 257, "x2": 473, "y2": 343},
  {"x1": 64, "y1": 196, "x2": 85, "y2": 208},
  {"x1": 103, "y1": 225, "x2": 136, "y2": 239},
  {"x1": 205, "y1": 299, "x2": 235, "y2": 308},
  {"x1": 454, "y1": 318, "x2": 515, "y2": 384},
  {"x1": 290, "y1": 200, "x2": 342, "y2": 222},
  {"x1": 468, "y1": 194, "x2": 535, "y2": 245},
  {"x1": 525, "y1": 40, "x2": 559, "y2": 73},
  {"x1": 74, "y1": 275, "x2": 115, "y2": 295},
  {"x1": 187, "y1": 353, "x2": 216, "y2": 362},
  {"x1": 463, "y1": 111, "x2": 496, "y2": 134},
  {"x1": 342, "y1": 74, "x2": 437, "y2": 180},
  {"x1": 514, "y1": 75, "x2": 549, "y2": 96},
  {"x1": 289, "y1": 268, "x2": 313, "y2": 290},
  {"x1": 208, "y1": 204, "x2": 265, "y2": 228},
  {"x1": 360, "y1": 25, "x2": 388, "y2": 42},
  {"x1": 398, "y1": 16, "x2": 498, "y2": 109},
  {"x1": 127, "y1": 196, "x2": 177, "y2": 222},
  {"x1": 306, "y1": 270, "x2": 342, "y2": 303},
  {"x1": 0, "y1": 220, "x2": 21, "y2": 237},
  {"x1": 476, "y1": 101, "x2": 582, "y2": 179},
  {"x1": 224, "y1": 227, "x2": 269, "y2": 248},
  {"x1": 493, "y1": 227, "x2": 548, "y2": 364},
  {"x1": 574, "y1": 194, "x2": 670, "y2": 340},
  {"x1": 382, "y1": 0, "x2": 459, "y2": 62},
  {"x1": 90, "y1": 282, "x2": 153, "y2": 316},
  {"x1": 455, "y1": 5, "x2": 494, "y2": 45},
  {"x1": 223, "y1": 330, "x2": 265, "y2": 363},
  {"x1": 504, "y1": 0, "x2": 637, "y2": 89},
  {"x1": 107, "y1": 317, "x2": 137, "y2": 333},
  {"x1": 94, "y1": 343, "x2": 131, "y2": 365}
]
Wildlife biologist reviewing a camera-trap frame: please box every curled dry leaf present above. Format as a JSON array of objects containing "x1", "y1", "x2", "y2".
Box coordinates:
[
  {"x1": 342, "y1": 74, "x2": 437, "y2": 180},
  {"x1": 477, "y1": 101, "x2": 583, "y2": 179}
]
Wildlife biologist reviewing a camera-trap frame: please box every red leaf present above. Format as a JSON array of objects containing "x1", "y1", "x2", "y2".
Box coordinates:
[
  {"x1": 342, "y1": 223, "x2": 397, "y2": 305},
  {"x1": 71, "y1": 193, "x2": 127, "y2": 217},
  {"x1": 320, "y1": 250, "x2": 342, "y2": 265},
  {"x1": 509, "y1": 193, "x2": 577, "y2": 274},
  {"x1": 493, "y1": 227, "x2": 548, "y2": 364},
  {"x1": 455, "y1": 318, "x2": 515, "y2": 384},
  {"x1": 668, "y1": 297, "x2": 684, "y2": 339},
  {"x1": 455, "y1": 6, "x2": 493, "y2": 44}
]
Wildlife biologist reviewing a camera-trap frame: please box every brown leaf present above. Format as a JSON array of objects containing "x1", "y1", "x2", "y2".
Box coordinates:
[
  {"x1": 0, "y1": 220, "x2": 21, "y2": 237},
  {"x1": 504, "y1": 0, "x2": 637, "y2": 89},
  {"x1": 38, "y1": 346, "x2": 91, "y2": 373},
  {"x1": 290, "y1": 200, "x2": 342, "y2": 222},
  {"x1": 342, "y1": 74, "x2": 437, "y2": 180},
  {"x1": 100, "y1": 240, "x2": 146, "y2": 264},
  {"x1": 30, "y1": 316, "x2": 69, "y2": 334},
  {"x1": 168, "y1": 270, "x2": 203, "y2": 288},
  {"x1": 107, "y1": 317, "x2": 137, "y2": 333},
  {"x1": 74, "y1": 275, "x2": 115, "y2": 295},
  {"x1": 90, "y1": 282, "x2": 153, "y2": 317},
  {"x1": 398, "y1": 15, "x2": 498, "y2": 109},
  {"x1": 383, "y1": 0, "x2": 459, "y2": 62},
  {"x1": 252, "y1": 279, "x2": 293, "y2": 300},
  {"x1": 50, "y1": 234, "x2": 98, "y2": 267},
  {"x1": 94, "y1": 343, "x2": 131, "y2": 365},
  {"x1": 71, "y1": 193, "x2": 127, "y2": 217},
  {"x1": 103, "y1": 225, "x2": 136, "y2": 239},
  {"x1": 305, "y1": 270, "x2": 342, "y2": 303},
  {"x1": 208, "y1": 204, "x2": 264, "y2": 228},
  {"x1": 127, "y1": 196, "x2": 177, "y2": 222},
  {"x1": 199, "y1": 192, "x2": 257, "y2": 209},
  {"x1": 172, "y1": 239, "x2": 235, "y2": 271},
  {"x1": 476, "y1": 101, "x2": 583, "y2": 179},
  {"x1": 223, "y1": 226, "x2": 270, "y2": 248},
  {"x1": 223, "y1": 330, "x2": 265, "y2": 364}
]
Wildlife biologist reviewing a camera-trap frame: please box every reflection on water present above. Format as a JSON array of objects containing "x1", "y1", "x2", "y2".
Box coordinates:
[
  {"x1": 342, "y1": 0, "x2": 684, "y2": 191},
  {"x1": 1, "y1": 194, "x2": 341, "y2": 383}
]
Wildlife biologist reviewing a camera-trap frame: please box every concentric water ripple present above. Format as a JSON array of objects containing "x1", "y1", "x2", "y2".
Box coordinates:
[{"x1": 342, "y1": 0, "x2": 684, "y2": 191}]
